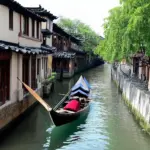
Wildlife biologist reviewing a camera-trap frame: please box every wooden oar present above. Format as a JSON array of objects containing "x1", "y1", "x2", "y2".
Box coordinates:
[{"x1": 17, "y1": 77, "x2": 52, "y2": 112}]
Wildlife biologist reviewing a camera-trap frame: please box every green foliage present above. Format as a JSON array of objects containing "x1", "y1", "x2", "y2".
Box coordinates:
[
  {"x1": 51, "y1": 72, "x2": 57, "y2": 76},
  {"x1": 57, "y1": 17, "x2": 102, "y2": 52},
  {"x1": 47, "y1": 72, "x2": 57, "y2": 82},
  {"x1": 95, "y1": 0, "x2": 150, "y2": 62}
]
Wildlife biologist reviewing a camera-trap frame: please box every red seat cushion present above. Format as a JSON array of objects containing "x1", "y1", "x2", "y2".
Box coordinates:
[{"x1": 64, "y1": 100, "x2": 80, "y2": 112}]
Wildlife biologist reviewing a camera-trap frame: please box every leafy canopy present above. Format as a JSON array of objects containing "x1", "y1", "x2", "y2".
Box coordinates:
[
  {"x1": 95, "y1": 0, "x2": 150, "y2": 62},
  {"x1": 57, "y1": 17, "x2": 102, "y2": 52}
]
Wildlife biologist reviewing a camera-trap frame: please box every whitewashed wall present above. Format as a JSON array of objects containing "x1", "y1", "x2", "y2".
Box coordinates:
[
  {"x1": 19, "y1": 15, "x2": 42, "y2": 47},
  {"x1": 0, "y1": 5, "x2": 20, "y2": 43},
  {"x1": 19, "y1": 36, "x2": 41, "y2": 47},
  {"x1": 46, "y1": 37, "x2": 52, "y2": 47},
  {"x1": 112, "y1": 65, "x2": 150, "y2": 124},
  {"x1": 0, "y1": 5, "x2": 42, "y2": 47}
]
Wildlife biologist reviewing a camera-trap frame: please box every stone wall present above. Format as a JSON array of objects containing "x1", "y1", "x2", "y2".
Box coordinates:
[
  {"x1": 0, "y1": 88, "x2": 42, "y2": 130},
  {"x1": 111, "y1": 65, "x2": 150, "y2": 126}
]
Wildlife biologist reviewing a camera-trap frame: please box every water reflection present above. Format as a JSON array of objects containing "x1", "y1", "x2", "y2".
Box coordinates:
[
  {"x1": 1, "y1": 65, "x2": 150, "y2": 150},
  {"x1": 43, "y1": 115, "x2": 87, "y2": 150}
]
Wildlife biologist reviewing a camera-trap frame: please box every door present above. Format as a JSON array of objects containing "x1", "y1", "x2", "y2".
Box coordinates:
[{"x1": 0, "y1": 60, "x2": 10, "y2": 104}]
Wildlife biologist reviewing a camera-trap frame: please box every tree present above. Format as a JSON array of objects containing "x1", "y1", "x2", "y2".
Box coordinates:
[
  {"x1": 57, "y1": 17, "x2": 102, "y2": 52},
  {"x1": 95, "y1": 0, "x2": 150, "y2": 62}
]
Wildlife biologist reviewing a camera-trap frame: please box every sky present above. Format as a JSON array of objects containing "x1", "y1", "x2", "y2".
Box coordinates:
[{"x1": 19, "y1": 0, "x2": 119, "y2": 36}]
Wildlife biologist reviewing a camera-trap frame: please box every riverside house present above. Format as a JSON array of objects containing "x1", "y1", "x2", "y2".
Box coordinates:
[
  {"x1": 0, "y1": 0, "x2": 55, "y2": 132},
  {"x1": 52, "y1": 23, "x2": 87, "y2": 78},
  {"x1": 26, "y1": 5, "x2": 58, "y2": 77},
  {"x1": 130, "y1": 50, "x2": 150, "y2": 90}
]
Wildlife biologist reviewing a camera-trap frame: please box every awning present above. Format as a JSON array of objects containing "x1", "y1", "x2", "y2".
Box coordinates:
[
  {"x1": 70, "y1": 89, "x2": 89, "y2": 97},
  {"x1": 71, "y1": 76, "x2": 89, "y2": 92}
]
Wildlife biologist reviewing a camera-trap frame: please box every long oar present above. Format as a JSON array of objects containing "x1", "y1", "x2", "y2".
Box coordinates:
[{"x1": 17, "y1": 77, "x2": 52, "y2": 112}]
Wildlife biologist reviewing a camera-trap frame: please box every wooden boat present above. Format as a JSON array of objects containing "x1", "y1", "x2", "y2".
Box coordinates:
[
  {"x1": 17, "y1": 76, "x2": 91, "y2": 127},
  {"x1": 49, "y1": 76, "x2": 91, "y2": 126}
]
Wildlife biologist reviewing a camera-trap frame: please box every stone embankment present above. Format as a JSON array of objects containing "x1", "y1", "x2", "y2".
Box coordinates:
[{"x1": 111, "y1": 64, "x2": 150, "y2": 134}]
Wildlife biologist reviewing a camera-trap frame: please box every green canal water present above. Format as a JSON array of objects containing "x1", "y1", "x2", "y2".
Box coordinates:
[{"x1": 1, "y1": 64, "x2": 150, "y2": 150}]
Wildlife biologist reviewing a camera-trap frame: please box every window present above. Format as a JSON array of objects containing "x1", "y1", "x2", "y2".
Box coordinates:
[
  {"x1": 9, "y1": 9, "x2": 13, "y2": 30},
  {"x1": 23, "y1": 16, "x2": 29, "y2": 36},
  {"x1": 22, "y1": 55, "x2": 29, "y2": 93},
  {"x1": 32, "y1": 19, "x2": 35, "y2": 37},
  {"x1": 37, "y1": 59, "x2": 40, "y2": 75},
  {"x1": 0, "y1": 58, "x2": 10, "y2": 105},
  {"x1": 37, "y1": 21, "x2": 39, "y2": 39},
  {"x1": 43, "y1": 37, "x2": 46, "y2": 45},
  {"x1": 46, "y1": 19, "x2": 48, "y2": 29},
  {"x1": 31, "y1": 56, "x2": 37, "y2": 89}
]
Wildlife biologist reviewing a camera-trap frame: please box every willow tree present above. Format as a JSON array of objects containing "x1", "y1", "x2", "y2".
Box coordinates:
[
  {"x1": 95, "y1": 0, "x2": 150, "y2": 62},
  {"x1": 57, "y1": 17, "x2": 101, "y2": 52}
]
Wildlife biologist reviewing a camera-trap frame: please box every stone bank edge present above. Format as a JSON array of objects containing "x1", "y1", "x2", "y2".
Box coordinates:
[{"x1": 111, "y1": 65, "x2": 150, "y2": 135}]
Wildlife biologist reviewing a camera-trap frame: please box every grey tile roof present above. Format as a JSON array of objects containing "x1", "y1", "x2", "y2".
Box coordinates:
[
  {"x1": 41, "y1": 29, "x2": 53, "y2": 36},
  {"x1": 26, "y1": 5, "x2": 57, "y2": 20},
  {"x1": 53, "y1": 51, "x2": 76, "y2": 58},
  {"x1": 0, "y1": 0, "x2": 46, "y2": 22},
  {"x1": 41, "y1": 45, "x2": 57, "y2": 53},
  {"x1": 70, "y1": 48, "x2": 86, "y2": 55},
  {"x1": 0, "y1": 42, "x2": 50, "y2": 54}
]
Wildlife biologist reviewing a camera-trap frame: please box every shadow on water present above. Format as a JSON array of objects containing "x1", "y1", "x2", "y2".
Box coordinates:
[{"x1": 43, "y1": 115, "x2": 88, "y2": 150}]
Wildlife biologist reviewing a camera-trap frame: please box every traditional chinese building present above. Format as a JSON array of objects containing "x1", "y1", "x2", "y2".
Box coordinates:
[
  {"x1": 26, "y1": 5, "x2": 58, "y2": 95},
  {"x1": 129, "y1": 50, "x2": 150, "y2": 90},
  {"x1": 0, "y1": 0, "x2": 54, "y2": 132},
  {"x1": 52, "y1": 23, "x2": 87, "y2": 79}
]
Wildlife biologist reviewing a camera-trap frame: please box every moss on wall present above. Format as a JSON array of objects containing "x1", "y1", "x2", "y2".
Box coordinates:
[
  {"x1": 122, "y1": 94, "x2": 150, "y2": 135},
  {"x1": 111, "y1": 66, "x2": 150, "y2": 135}
]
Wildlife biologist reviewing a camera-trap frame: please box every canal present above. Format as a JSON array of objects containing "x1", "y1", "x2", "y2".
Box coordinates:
[{"x1": 1, "y1": 64, "x2": 150, "y2": 150}]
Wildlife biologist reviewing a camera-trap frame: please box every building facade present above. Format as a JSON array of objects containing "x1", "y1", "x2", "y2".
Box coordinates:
[
  {"x1": 0, "y1": 0, "x2": 55, "y2": 131},
  {"x1": 0, "y1": 0, "x2": 98, "y2": 133},
  {"x1": 52, "y1": 23, "x2": 87, "y2": 79}
]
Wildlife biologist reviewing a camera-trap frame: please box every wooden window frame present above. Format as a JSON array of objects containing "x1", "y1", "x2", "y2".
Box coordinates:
[
  {"x1": 37, "y1": 58, "x2": 40, "y2": 76},
  {"x1": 9, "y1": 9, "x2": 13, "y2": 30},
  {"x1": 43, "y1": 36, "x2": 46, "y2": 45},
  {"x1": 37, "y1": 21, "x2": 39, "y2": 39},
  {"x1": 31, "y1": 56, "x2": 37, "y2": 89},
  {"x1": 32, "y1": 19, "x2": 35, "y2": 38},
  {"x1": 23, "y1": 16, "x2": 29, "y2": 36},
  {"x1": 22, "y1": 55, "x2": 29, "y2": 93},
  {"x1": 0, "y1": 53, "x2": 10, "y2": 105}
]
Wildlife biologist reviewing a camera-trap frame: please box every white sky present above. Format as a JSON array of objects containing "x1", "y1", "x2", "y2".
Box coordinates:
[{"x1": 19, "y1": 0, "x2": 119, "y2": 36}]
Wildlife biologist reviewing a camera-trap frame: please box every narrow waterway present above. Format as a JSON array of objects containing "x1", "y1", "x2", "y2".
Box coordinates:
[{"x1": 1, "y1": 64, "x2": 150, "y2": 150}]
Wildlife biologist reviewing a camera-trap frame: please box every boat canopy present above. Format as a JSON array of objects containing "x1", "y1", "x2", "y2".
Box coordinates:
[
  {"x1": 70, "y1": 89, "x2": 89, "y2": 97},
  {"x1": 71, "y1": 84, "x2": 89, "y2": 93},
  {"x1": 84, "y1": 77, "x2": 91, "y2": 89},
  {"x1": 71, "y1": 76, "x2": 89, "y2": 92}
]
